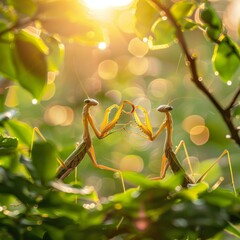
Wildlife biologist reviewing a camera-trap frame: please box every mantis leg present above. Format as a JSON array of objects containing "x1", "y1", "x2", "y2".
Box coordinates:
[
  {"x1": 133, "y1": 105, "x2": 167, "y2": 141},
  {"x1": 174, "y1": 140, "x2": 194, "y2": 180},
  {"x1": 32, "y1": 127, "x2": 66, "y2": 168},
  {"x1": 196, "y1": 149, "x2": 237, "y2": 196},
  {"x1": 151, "y1": 153, "x2": 170, "y2": 180},
  {"x1": 88, "y1": 101, "x2": 135, "y2": 139},
  {"x1": 159, "y1": 153, "x2": 169, "y2": 179},
  {"x1": 170, "y1": 141, "x2": 237, "y2": 194},
  {"x1": 87, "y1": 145, "x2": 126, "y2": 192}
]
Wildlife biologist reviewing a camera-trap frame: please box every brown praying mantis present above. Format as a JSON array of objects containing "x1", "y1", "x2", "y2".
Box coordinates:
[
  {"x1": 133, "y1": 104, "x2": 237, "y2": 195},
  {"x1": 56, "y1": 98, "x2": 134, "y2": 180}
]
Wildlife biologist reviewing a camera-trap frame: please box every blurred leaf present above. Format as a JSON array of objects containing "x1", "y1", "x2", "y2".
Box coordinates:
[
  {"x1": 122, "y1": 172, "x2": 183, "y2": 190},
  {"x1": 134, "y1": 0, "x2": 159, "y2": 38},
  {"x1": 0, "y1": 33, "x2": 16, "y2": 79},
  {"x1": 0, "y1": 135, "x2": 18, "y2": 156},
  {"x1": 38, "y1": 191, "x2": 87, "y2": 221},
  {"x1": 160, "y1": 200, "x2": 229, "y2": 239},
  {"x1": 201, "y1": 188, "x2": 239, "y2": 208},
  {"x1": 179, "y1": 182, "x2": 209, "y2": 200},
  {"x1": 181, "y1": 18, "x2": 198, "y2": 30},
  {"x1": 201, "y1": 4, "x2": 222, "y2": 42},
  {"x1": 201, "y1": 4, "x2": 222, "y2": 29},
  {"x1": 41, "y1": 34, "x2": 65, "y2": 72},
  {"x1": 0, "y1": 222, "x2": 20, "y2": 240},
  {"x1": 225, "y1": 222, "x2": 240, "y2": 238},
  {"x1": 231, "y1": 103, "x2": 240, "y2": 117},
  {"x1": 213, "y1": 36, "x2": 240, "y2": 82},
  {"x1": 7, "y1": 0, "x2": 37, "y2": 16},
  {"x1": 170, "y1": 0, "x2": 196, "y2": 22},
  {"x1": 64, "y1": 227, "x2": 107, "y2": 240},
  {"x1": 123, "y1": 171, "x2": 159, "y2": 187},
  {"x1": 42, "y1": 221, "x2": 67, "y2": 240},
  {"x1": 0, "y1": 167, "x2": 39, "y2": 204},
  {"x1": 14, "y1": 30, "x2": 48, "y2": 99},
  {"x1": 32, "y1": 141, "x2": 58, "y2": 184},
  {"x1": 206, "y1": 27, "x2": 221, "y2": 43},
  {"x1": 4, "y1": 119, "x2": 32, "y2": 147},
  {"x1": 19, "y1": 155, "x2": 39, "y2": 180},
  {"x1": 149, "y1": 18, "x2": 176, "y2": 49},
  {"x1": 22, "y1": 231, "x2": 42, "y2": 240},
  {"x1": 0, "y1": 4, "x2": 17, "y2": 32}
]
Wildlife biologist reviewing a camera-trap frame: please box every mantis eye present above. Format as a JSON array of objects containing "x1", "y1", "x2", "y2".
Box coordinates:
[{"x1": 157, "y1": 105, "x2": 173, "y2": 112}]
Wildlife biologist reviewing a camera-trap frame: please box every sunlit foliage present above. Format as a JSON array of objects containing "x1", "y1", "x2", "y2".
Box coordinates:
[{"x1": 0, "y1": 0, "x2": 240, "y2": 239}]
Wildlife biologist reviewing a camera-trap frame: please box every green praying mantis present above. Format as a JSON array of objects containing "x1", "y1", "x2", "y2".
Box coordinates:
[
  {"x1": 133, "y1": 104, "x2": 237, "y2": 195},
  {"x1": 56, "y1": 98, "x2": 134, "y2": 180}
]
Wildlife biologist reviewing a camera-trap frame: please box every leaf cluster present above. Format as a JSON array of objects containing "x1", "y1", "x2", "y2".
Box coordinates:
[
  {"x1": 135, "y1": 0, "x2": 239, "y2": 82},
  {"x1": 0, "y1": 0, "x2": 104, "y2": 99},
  {"x1": 0, "y1": 110, "x2": 240, "y2": 239}
]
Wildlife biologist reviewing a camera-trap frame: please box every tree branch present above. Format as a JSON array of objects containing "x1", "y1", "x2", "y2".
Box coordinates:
[{"x1": 148, "y1": 0, "x2": 240, "y2": 146}]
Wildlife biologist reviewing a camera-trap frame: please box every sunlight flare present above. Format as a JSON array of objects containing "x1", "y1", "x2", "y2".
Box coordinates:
[{"x1": 83, "y1": 0, "x2": 133, "y2": 10}]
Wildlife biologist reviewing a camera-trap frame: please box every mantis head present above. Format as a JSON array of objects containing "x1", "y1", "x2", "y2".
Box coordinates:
[
  {"x1": 84, "y1": 98, "x2": 99, "y2": 107},
  {"x1": 157, "y1": 105, "x2": 173, "y2": 113}
]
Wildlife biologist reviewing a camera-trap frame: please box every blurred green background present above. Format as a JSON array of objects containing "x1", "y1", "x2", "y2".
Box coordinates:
[{"x1": 2, "y1": 0, "x2": 239, "y2": 196}]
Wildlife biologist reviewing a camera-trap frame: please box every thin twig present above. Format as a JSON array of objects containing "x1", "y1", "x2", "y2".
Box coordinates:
[
  {"x1": 148, "y1": 0, "x2": 240, "y2": 146},
  {"x1": 226, "y1": 88, "x2": 240, "y2": 111}
]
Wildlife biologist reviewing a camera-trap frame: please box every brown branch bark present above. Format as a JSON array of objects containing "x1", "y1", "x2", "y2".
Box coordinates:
[{"x1": 148, "y1": 0, "x2": 240, "y2": 146}]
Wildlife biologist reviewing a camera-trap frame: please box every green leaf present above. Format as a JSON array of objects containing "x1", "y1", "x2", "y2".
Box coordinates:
[
  {"x1": 0, "y1": 135, "x2": 18, "y2": 148},
  {"x1": 213, "y1": 37, "x2": 240, "y2": 82},
  {"x1": 170, "y1": 0, "x2": 196, "y2": 21},
  {"x1": 7, "y1": 0, "x2": 37, "y2": 16},
  {"x1": 0, "y1": 167, "x2": 39, "y2": 205},
  {"x1": 231, "y1": 103, "x2": 240, "y2": 117},
  {"x1": 134, "y1": 0, "x2": 159, "y2": 38},
  {"x1": 201, "y1": 5, "x2": 222, "y2": 29},
  {"x1": 202, "y1": 188, "x2": 238, "y2": 208},
  {"x1": 225, "y1": 222, "x2": 240, "y2": 238},
  {"x1": 201, "y1": 4, "x2": 222, "y2": 42},
  {"x1": 0, "y1": 4, "x2": 18, "y2": 32},
  {"x1": 19, "y1": 155, "x2": 39, "y2": 181},
  {"x1": 178, "y1": 182, "x2": 209, "y2": 200},
  {"x1": 149, "y1": 18, "x2": 176, "y2": 49},
  {"x1": 182, "y1": 18, "x2": 198, "y2": 30},
  {"x1": 0, "y1": 33, "x2": 16, "y2": 79},
  {"x1": 32, "y1": 141, "x2": 58, "y2": 184},
  {"x1": 4, "y1": 119, "x2": 33, "y2": 147},
  {"x1": 41, "y1": 34, "x2": 65, "y2": 72},
  {"x1": 123, "y1": 171, "x2": 160, "y2": 188},
  {"x1": 206, "y1": 27, "x2": 222, "y2": 42},
  {"x1": 14, "y1": 30, "x2": 48, "y2": 99},
  {"x1": 0, "y1": 135, "x2": 18, "y2": 156}
]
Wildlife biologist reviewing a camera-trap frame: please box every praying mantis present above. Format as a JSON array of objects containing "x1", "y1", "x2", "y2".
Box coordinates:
[
  {"x1": 133, "y1": 104, "x2": 237, "y2": 195},
  {"x1": 56, "y1": 98, "x2": 134, "y2": 180}
]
